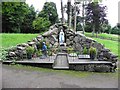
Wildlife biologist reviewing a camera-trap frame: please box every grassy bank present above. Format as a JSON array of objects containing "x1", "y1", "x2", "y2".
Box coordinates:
[
  {"x1": 85, "y1": 32, "x2": 118, "y2": 41},
  {"x1": 1, "y1": 33, "x2": 38, "y2": 48},
  {"x1": 84, "y1": 33, "x2": 118, "y2": 58},
  {"x1": 93, "y1": 38, "x2": 118, "y2": 55}
]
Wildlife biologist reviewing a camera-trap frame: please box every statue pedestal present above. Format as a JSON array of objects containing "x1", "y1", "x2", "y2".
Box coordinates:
[
  {"x1": 59, "y1": 43, "x2": 66, "y2": 46},
  {"x1": 58, "y1": 43, "x2": 67, "y2": 53}
]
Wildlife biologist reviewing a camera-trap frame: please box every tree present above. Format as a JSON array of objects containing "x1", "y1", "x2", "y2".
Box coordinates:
[
  {"x1": 2, "y1": 2, "x2": 28, "y2": 33},
  {"x1": 110, "y1": 24, "x2": 120, "y2": 35},
  {"x1": 67, "y1": 0, "x2": 72, "y2": 28},
  {"x1": 85, "y1": 2, "x2": 108, "y2": 37},
  {"x1": 2, "y1": 2, "x2": 36, "y2": 33},
  {"x1": 61, "y1": 0, "x2": 65, "y2": 24},
  {"x1": 21, "y1": 5, "x2": 36, "y2": 33},
  {"x1": 32, "y1": 17, "x2": 51, "y2": 33},
  {"x1": 101, "y1": 23, "x2": 112, "y2": 34},
  {"x1": 117, "y1": 23, "x2": 120, "y2": 28},
  {"x1": 38, "y1": 2, "x2": 58, "y2": 25}
]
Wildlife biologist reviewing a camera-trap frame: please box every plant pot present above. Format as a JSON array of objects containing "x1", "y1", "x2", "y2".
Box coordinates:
[
  {"x1": 27, "y1": 53, "x2": 32, "y2": 59},
  {"x1": 90, "y1": 53, "x2": 96, "y2": 60}
]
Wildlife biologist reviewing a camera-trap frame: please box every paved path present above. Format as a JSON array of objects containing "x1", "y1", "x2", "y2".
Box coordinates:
[{"x1": 2, "y1": 65, "x2": 118, "y2": 88}]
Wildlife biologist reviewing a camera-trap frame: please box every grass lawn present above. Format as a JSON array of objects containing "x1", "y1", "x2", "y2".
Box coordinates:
[
  {"x1": 85, "y1": 32, "x2": 118, "y2": 41},
  {"x1": 93, "y1": 38, "x2": 118, "y2": 56},
  {"x1": 1, "y1": 33, "x2": 38, "y2": 48},
  {"x1": 84, "y1": 33, "x2": 119, "y2": 58}
]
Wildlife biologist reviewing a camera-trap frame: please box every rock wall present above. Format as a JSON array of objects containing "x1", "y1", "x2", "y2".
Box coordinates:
[
  {"x1": 5, "y1": 23, "x2": 118, "y2": 65},
  {"x1": 43, "y1": 23, "x2": 118, "y2": 64}
]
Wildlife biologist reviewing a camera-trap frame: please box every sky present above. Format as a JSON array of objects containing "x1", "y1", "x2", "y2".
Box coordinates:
[{"x1": 26, "y1": 0, "x2": 120, "y2": 27}]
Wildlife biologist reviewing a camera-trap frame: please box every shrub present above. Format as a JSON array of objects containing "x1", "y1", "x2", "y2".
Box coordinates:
[
  {"x1": 0, "y1": 48, "x2": 8, "y2": 61},
  {"x1": 89, "y1": 47, "x2": 96, "y2": 55},
  {"x1": 83, "y1": 47, "x2": 88, "y2": 54},
  {"x1": 39, "y1": 39, "x2": 46, "y2": 50},
  {"x1": 89, "y1": 47, "x2": 96, "y2": 59},
  {"x1": 67, "y1": 47, "x2": 74, "y2": 54},
  {"x1": 36, "y1": 50, "x2": 42, "y2": 57},
  {"x1": 26, "y1": 46, "x2": 34, "y2": 55}
]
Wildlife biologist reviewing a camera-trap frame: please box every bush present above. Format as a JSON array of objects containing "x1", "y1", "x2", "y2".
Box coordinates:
[
  {"x1": 26, "y1": 46, "x2": 34, "y2": 55},
  {"x1": 111, "y1": 27, "x2": 120, "y2": 35},
  {"x1": 89, "y1": 47, "x2": 96, "y2": 54},
  {"x1": 89, "y1": 47, "x2": 96, "y2": 59},
  {"x1": 83, "y1": 47, "x2": 88, "y2": 54},
  {"x1": 67, "y1": 47, "x2": 74, "y2": 54},
  {"x1": 36, "y1": 50, "x2": 42, "y2": 57},
  {"x1": 0, "y1": 48, "x2": 8, "y2": 61},
  {"x1": 39, "y1": 39, "x2": 46, "y2": 50}
]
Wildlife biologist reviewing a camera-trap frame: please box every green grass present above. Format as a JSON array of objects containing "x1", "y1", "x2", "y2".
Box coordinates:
[
  {"x1": 1, "y1": 33, "x2": 38, "y2": 48},
  {"x1": 92, "y1": 38, "x2": 118, "y2": 56},
  {"x1": 85, "y1": 32, "x2": 118, "y2": 41},
  {"x1": 84, "y1": 33, "x2": 119, "y2": 57}
]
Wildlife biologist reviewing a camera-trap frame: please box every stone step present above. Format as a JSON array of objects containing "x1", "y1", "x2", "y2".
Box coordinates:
[
  {"x1": 53, "y1": 66, "x2": 69, "y2": 69},
  {"x1": 53, "y1": 53, "x2": 69, "y2": 70}
]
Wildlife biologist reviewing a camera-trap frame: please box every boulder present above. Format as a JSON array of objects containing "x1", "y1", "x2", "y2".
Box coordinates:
[
  {"x1": 73, "y1": 36, "x2": 80, "y2": 43},
  {"x1": 110, "y1": 54, "x2": 118, "y2": 58},
  {"x1": 75, "y1": 43, "x2": 83, "y2": 52},
  {"x1": 75, "y1": 65, "x2": 85, "y2": 71},
  {"x1": 36, "y1": 35, "x2": 43, "y2": 41},
  {"x1": 43, "y1": 28, "x2": 58, "y2": 37},
  {"x1": 66, "y1": 39, "x2": 71, "y2": 45},
  {"x1": 111, "y1": 58, "x2": 118, "y2": 63},
  {"x1": 9, "y1": 52, "x2": 16, "y2": 57},
  {"x1": 17, "y1": 46, "x2": 26, "y2": 50},
  {"x1": 69, "y1": 36, "x2": 74, "y2": 41},
  {"x1": 48, "y1": 35, "x2": 57, "y2": 45},
  {"x1": 20, "y1": 43, "x2": 29, "y2": 47},
  {"x1": 101, "y1": 48, "x2": 110, "y2": 52},
  {"x1": 86, "y1": 38, "x2": 93, "y2": 43},
  {"x1": 33, "y1": 38, "x2": 38, "y2": 42},
  {"x1": 54, "y1": 42, "x2": 59, "y2": 47},
  {"x1": 28, "y1": 42, "x2": 36, "y2": 46},
  {"x1": 94, "y1": 65, "x2": 111, "y2": 72}
]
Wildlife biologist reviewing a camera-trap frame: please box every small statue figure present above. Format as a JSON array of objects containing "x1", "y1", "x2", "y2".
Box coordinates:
[
  {"x1": 40, "y1": 42, "x2": 47, "y2": 58},
  {"x1": 59, "y1": 29, "x2": 65, "y2": 46}
]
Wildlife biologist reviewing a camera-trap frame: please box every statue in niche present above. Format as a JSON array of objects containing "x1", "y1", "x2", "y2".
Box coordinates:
[{"x1": 59, "y1": 29, "x2": 65, "y2": 46}]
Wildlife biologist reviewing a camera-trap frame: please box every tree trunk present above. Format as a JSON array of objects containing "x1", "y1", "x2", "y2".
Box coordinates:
[
  {"x1": 67, "y1": 0, "x2": 72, "y2": 28},
  {"x1": 61, "y1": 0, "x2": 64, "y2": 24},
  {"x1": 82, "y1": 1, "x2": 85, "y2": 34},
  {"x1": 92, "y1": 24, "x2": 95, "y2": 37},
  {"x1": 74, "y1": 1, "x2": 77, "y2": 32},
  {"x1": 96, "y1": 32, "x2": 98, "y2": 37}
]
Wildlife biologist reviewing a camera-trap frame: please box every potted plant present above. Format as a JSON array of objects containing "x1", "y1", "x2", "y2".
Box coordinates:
[
  {"x1": 89, "y1": 47, "x2": 96, "y2": 60},
  {"x1": 83, "y1": 47, "x2": 88, "y2": 55},
  {"x1": 26, "y1": 46, "x2": 34, "y2": 59}
]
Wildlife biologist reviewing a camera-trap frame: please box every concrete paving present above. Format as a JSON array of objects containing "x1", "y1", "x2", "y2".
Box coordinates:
[{"x1": 2, "y1": 65, "x2": 118, "y2": 88}]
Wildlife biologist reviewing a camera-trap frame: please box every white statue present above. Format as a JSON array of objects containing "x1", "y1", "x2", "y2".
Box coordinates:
[{"x1": 59, "y1": 29, "x2": 65, "y2": 45}]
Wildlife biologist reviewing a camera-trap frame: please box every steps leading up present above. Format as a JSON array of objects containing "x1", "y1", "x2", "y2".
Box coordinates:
[{"x1": 52, "y1": 53, "x2": 69, "y2": 69}]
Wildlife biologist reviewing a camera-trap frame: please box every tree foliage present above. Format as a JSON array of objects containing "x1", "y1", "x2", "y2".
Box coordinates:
[
  {"x1": 38, "y1": 2, "x2": 58, "y2": 25},
  {"x1": 85, "y1": 2, "x2": 108, "y2": 34},
  {"x1": 32, "y1": 17, "x2": 51, "y2": 33},
  {"x1": 2, "y1": 2, "x2": 36, "y2": 33}
]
